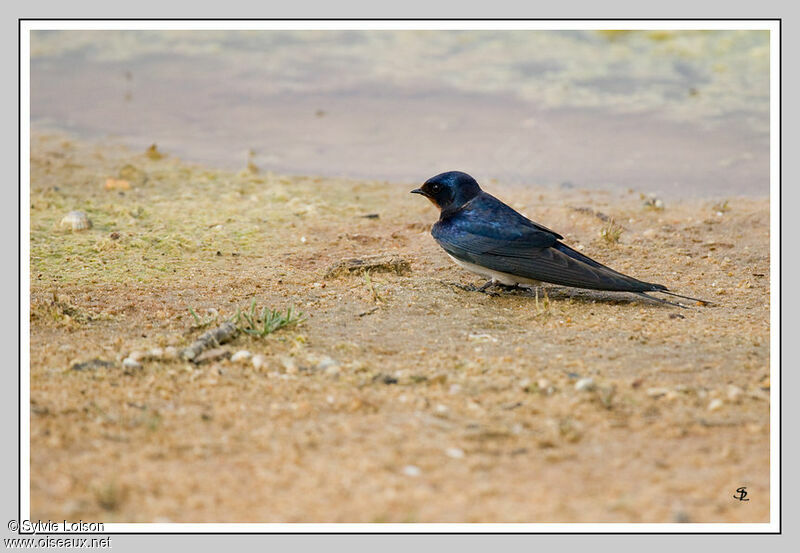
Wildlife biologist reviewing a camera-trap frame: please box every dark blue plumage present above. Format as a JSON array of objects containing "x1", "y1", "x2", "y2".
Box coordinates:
[{"x1": 411, "y1": 171, "x2": 691, "y2": 298}]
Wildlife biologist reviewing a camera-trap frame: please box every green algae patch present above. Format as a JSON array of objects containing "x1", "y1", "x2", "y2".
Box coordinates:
[{"x1": 29, "y1": 133, "x2": 394, "y2": 287}]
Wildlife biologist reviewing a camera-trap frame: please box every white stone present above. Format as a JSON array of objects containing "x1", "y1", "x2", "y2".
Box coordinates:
[
  {"x1": 60, "y1": 210, "x2": 92, "y2": 231},
  {"x1": 445, "y1": 448, "x2": 464, "y2": 459},
  {"x1": 122, "y1": 357, "x2": 142, "y2": 370},
  {"x1": 231, "y1": 350, "x2": 252, "y2": 363},
  {"x1": 708, "y1": 399, "x2": 724, "y2": 411},
  {"x1": 727, "y1": 385, "x2": 743, "y2": 401},
  {"x1": 316, "y1": 356, "x2": 339, "y2": 371},
  {"x1": 467, "y1": 333, "x2": 497, "y2": 343},
  {"x1": 128, "y1": 350, "x2": 146, "y2": 362}
]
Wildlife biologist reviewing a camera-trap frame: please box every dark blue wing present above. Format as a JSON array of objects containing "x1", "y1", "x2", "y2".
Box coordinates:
[{"x1": 432, "y1": 194, "x2": 660, "y2": 292}]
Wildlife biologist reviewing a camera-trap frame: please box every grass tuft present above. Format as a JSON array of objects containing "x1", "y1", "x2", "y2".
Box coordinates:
[
  {"x1": 230, "y1": 299, "x2": 306, "y2": 338},
  {"x1": 363, "y1": 270, "x2": 385, "y2": 303},
  {"x1": 31, "y1": 291, "x2": 92, "y2": 325},
  {"x1": 600, "y1": 218, "x2": 624, "y2": 244},
  {"x1": 712, "y1": 199, "x2": 730, "y2": 213},
  {"x1": 187, "y1": 306, "x2": 218, "y2": 330}
]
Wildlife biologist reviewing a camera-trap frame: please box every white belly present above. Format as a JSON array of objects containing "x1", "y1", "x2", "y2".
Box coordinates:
[{"x1": 446, "y1": 254, "x2": 541, "y2": 287}]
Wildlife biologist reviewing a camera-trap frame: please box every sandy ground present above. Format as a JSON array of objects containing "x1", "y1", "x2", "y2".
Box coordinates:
[{"x1": 29, "y1": 133, "x2": 770, "y2": 523}]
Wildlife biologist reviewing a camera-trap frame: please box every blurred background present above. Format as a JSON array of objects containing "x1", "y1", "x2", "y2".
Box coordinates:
[{"x1": 30, "y1": 30, "x2": 770, "y2": 197}]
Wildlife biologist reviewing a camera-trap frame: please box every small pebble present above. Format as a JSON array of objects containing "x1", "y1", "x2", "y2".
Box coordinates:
[
  {"x1": 280, "y1": 356, "x2": 298, "y2": 375},
  {"x1": 643, "y1": 197, "x2": 664, "y2": 210},
  {"x1": 468, "y1": 333, "x2": 497, "y2": 343},
  {"x1": 315, "y1": 356, "x2": 340, "y2": 372},
  {"x1": 402, "y1": 465, "x2": 421, "y2": 477},
  {"x1": 435, "y1": 404, "x2": 449, "y2": 414},
  {"x1": 646, "y1": 387, "x2": 670, "y2": 398},
  {"x1": 708, "y1": 398, "x2": 724, "y2": 411},
  {"x1": 122, "y1": 357, "x2": 142, "y2": 370},
  {"x1": 445, "y1": 447, "x2": 464, "y2": 459},
  {"x1": 147, "y1": 347, "x2": 164, "y2": 359},
  {"x1": 251, "y1": 354, "x2": 266, "y2": 370},
  {"x1": 575, "y1": 378, "x2": 595, "y2": 392},
  {"x1": 127, "y1": 350, "x2": 146, "y2": 362},
  {"x1": 727, "y1": 385, "x2": 743, "y2": 402},
  {"x1": 60, "y1": 210, "x2": 92, "y2": 231},
  {"x1": 163, "y1": 346, "x2": 179, "y2": 360},
  {"x1": 231, "y1": 350, "x2": 252, "y2": 363}
]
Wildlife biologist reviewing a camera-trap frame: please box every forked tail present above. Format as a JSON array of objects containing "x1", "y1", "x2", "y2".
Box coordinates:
[
  {"x1": 634, "y1": 292, "x2": 688, "y2": 308},
  {"x1": 656, "y1": 290, "x2": 713, "y2": 306}
]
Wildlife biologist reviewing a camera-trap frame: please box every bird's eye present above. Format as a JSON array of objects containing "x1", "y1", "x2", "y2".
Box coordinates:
[{"x1": 431, "y1": 184, "x2": 440, "y2": 193}]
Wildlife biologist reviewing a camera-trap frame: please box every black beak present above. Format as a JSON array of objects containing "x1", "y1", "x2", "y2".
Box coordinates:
[{"x1": 410, "y1": 188, "x2": 428, "y2": 197}]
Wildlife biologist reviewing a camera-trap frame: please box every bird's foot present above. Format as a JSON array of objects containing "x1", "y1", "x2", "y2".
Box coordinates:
[
  {"x1": 495, "y1": 283, "x2": 524, "y2": 293},
  {"x1": 473, "y1": 280, "x2": 501, "y2": 296},
  {"x1": 476, "y1": 280, "x2": 494, "y2": 292},
  {"x1": 441, "y1": 281, "x2": 497, "y2": 296}
]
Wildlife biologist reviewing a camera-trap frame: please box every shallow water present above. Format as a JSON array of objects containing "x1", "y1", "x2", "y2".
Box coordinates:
[{"x1": 30, "y1": 30, "x2": 770, "y2": 197}]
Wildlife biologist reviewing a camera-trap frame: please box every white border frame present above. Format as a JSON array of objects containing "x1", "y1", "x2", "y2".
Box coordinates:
[{"x1": 20, "y1": 19, "x2": 780, "y2": 534}]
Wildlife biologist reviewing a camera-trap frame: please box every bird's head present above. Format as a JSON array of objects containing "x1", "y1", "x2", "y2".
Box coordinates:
[{"x1": 411, "y1": 171, "x2": 482, "y2": 212}]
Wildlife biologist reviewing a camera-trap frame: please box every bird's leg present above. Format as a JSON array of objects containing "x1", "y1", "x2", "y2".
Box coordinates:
[
  {"x1": 441, "y1": 280, "x2": 499, "y2": 296},
  {"x1": 476, "y1": 280, "x2": 495, "y2": 293},
  {"x1": 496, "y1": 283, "x2": 523, "y2": 292},
  {"x1": 475, "y1": 280, "x2": 501, "y2": 297}
]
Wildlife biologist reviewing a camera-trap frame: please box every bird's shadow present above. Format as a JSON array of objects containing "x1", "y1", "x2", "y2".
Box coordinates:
[{"x1": 441, "y1": 281, "x2": 679, "y2": 308}]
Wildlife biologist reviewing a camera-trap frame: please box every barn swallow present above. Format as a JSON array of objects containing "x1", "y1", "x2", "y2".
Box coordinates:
[{"x1": 411, "y1": 171, "x2": 706, "y2": 306}]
